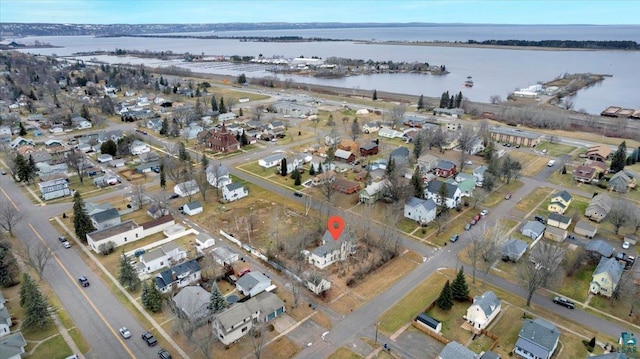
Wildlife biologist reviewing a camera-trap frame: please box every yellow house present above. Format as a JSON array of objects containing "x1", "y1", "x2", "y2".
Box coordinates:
[
  {"x1": 590, "y1": 257, "x2": 625, "y2": 298},
  {"x1": 547, "y1": 190, "x2": 572, "y2": 214}
]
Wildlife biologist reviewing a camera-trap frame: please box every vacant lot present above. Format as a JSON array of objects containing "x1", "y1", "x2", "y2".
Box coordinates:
[{"x1": 515, "y1": 187, "x2": 553, "y2": 212}]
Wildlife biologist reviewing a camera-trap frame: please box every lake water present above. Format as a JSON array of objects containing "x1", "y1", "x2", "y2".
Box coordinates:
[{"x1": 16, "y1": 25, "x2": 640, "y2": 114}]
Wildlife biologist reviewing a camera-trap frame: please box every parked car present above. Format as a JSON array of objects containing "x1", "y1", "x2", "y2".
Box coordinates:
[
  {"x1": 547, "y1": 159, "x2": 556, "y2": 167},
  {"x1": 480, "y1": 209, "x2": 489, "y2": 216},
  {"x1": 450, "y1": 234, "x2": 460, "y2": 243},
  {"x1": 158, "y1": 349, "x2": 172, "y2": 359},
  {"x1": 63, "y1": 241, "x2": 71, "y2": 249},
  {"x1": 58, "y1": 236, "x2": 67, "y2": 242},
  {"x1": 119, "y1": 327, "x2": 132, "y2": 339},
  {"x1": 142, "y1": 331, "x2": 158, "y2": 347},
  {"x1": 470, "y1": 219, "x2": 477, "y2": 225},
  {"x1": 473, "y1": 214, "x2": 481, "y2": 222},
  {"x1": 622, "y1": 241, "x2": 630, "y2": 249},
  {"x1": 1, "y1": 170, "x2": 6, "y2": 175},
  {"x1": 464, "y1": 223, "x2": 472, "y2": 230},
  {"x1": 464, "y1": 160, "x2": 473, "y2": 165},
  {"x1": 78, "y1": 276, "x2": 90, "y2": 287},
  {"x1": 553, "y1": 296, "x2": 575, "y2": 309},
  {"x1": 294, "y1": 191, "x2": 303, "y2": 197},
  {"x1": 504, "y1": 193, "x2": 512, "y2": 200},
  {"x1": 237, "y1": 268, "x2": 251, "y2": 277},
  {"x1": 534, "y1": 215, "x2": 546, "y2": 224}
]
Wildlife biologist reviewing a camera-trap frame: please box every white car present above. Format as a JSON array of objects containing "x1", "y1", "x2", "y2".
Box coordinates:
[
  {"x1": 622, "y1": 241, "x2": 630, "y2": 249},
  {"x1": 63, "y1": 241, "x2": 71, "y2": 249},
  {"x1": 119, "y1": 327, "x2": 132, "y2": 339},
  {"x1": 480, "y1": 209, "x2": 489, "y2": 216}
]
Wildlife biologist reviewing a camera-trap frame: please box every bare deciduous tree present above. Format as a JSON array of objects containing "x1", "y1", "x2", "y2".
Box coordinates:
[
  {"x1": 464, "y1": 222, "x2": 507, "y2": 283},
  {"x1": 0, "y1": 199, "x2": 23, "y2": 235},
  {"x1": 457, "y1": 125, "x2": 479, "y2": 171},
  {"x1": 66, "y1": 150, "x2": 90, "y2": 184},
  {"x1": 608, "y1": 199, "x2": 631, "y2": 235},
  {"x1": 389, "y1": 104, "x2": 406, "y2": 129},
  {"x1": 23, "y1": 240, "x2": 52, "y2": 281},
  {"x1": 520, "y1": 241, "x2": 565, "y2": 306},
  {"x1": 489, "y1": 94, "x2": 502, "y2": 104},
  {"x1": 130, "y1": 184, "x2": 147, "y2": 208},
  {"x1": 248, "y1": 322, "x2": 267, "y2": 359},
  {"x1": 193, "y1": 169, "x2": 211, "y2": 202}
]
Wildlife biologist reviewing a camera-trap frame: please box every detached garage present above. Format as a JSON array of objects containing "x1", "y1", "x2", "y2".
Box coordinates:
[{"x1": 183, "y1": 201, "x2": 203, "y2": 216}]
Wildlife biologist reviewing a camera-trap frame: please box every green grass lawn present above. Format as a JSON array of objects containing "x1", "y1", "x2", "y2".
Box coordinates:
[
  {"x1": 28, "y1": 335, "x2": 73, "y2": 359},
  {"x1": 536, "y1": 142, "x2": 578, "y2": 157},
  {"x1": 484, "y1": 180, "x2": 524, "y2": 207},
  {"x1": 515, "y1": 187, "x2": 553, "y2": 212},
  {"x1": 377, "y1": 271, "x2": 450, "y2": 334},
  {"x1": 427, "y1": 301, "x2": 473, "y2": 345},
  {"x1": 553, "y1": 262, "x2": 596, "y2": 303}
]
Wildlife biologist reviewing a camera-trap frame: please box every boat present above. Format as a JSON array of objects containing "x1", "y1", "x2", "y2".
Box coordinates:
[{"x1": 464, "y1": 76, "x2": 474, "y2": 87}]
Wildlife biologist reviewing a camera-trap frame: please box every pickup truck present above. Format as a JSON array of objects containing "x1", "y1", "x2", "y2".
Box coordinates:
[{"x1": 553, "y1": 296, "x2": 575, "y2": 309}]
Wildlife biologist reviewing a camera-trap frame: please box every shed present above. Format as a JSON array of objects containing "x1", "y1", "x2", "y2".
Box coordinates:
[
  {"x1": 575, "y1": 220, "x2": 597, "y2": 238},
  {"x1": 415, "y1": 313, "x2": 442, "y2": 333},
  {"x1": 544, "y1": 226, "x2": 567, "y2": 242},
  {"x1": 183, "y1": 201, "x2": 203, "y2": 216}
]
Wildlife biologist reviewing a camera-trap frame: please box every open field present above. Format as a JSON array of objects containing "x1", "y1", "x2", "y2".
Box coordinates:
[
  {"x1": 484, "y1": 179, "x2": 523, "y2": 206},
  {"x1": 509, "y1": 151, "x2": 548, "y2": 177},
  {"x1": 535, "y1": 142, "x2": 578, "y2": 157}
]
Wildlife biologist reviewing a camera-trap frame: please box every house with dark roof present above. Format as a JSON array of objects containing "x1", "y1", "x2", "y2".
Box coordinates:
[
  {"x1": 501, "y1": 238, "x2": 528, "y2": 262},
  {"x1": 547, "y1": 190, "x2": 572, "y2": 214},
  {"x1": 213, "y1": 292, "x2": 285, "y2": 346},
  {"x1": 585, "y1": 240, "x2": 614, "y2": 258},
  {"x1": 235, "y1": 272, "x2": 274, "y2": 297},
  {"x1": 435, "y1": 160, "x2": 457, "y2": 178},
  {"x1": 547, "y1": 213, "x2": 571, "y2": 230},
  {"x1": 90, "y1": 207, "x2": 121, "y2": 231},
  {"x1": 359, "y1": 142, "x2": 379, "y2": 157},
  {"x1": 590, "y1": 257, "x2": 625, "y2": 298},
  {"x1": 415, "y1": 313, "x2": 442, "y2": 333},
  {"x1": 438, "y1": 341, "x2": 476, "y2": 359},
  {"x1": 172, "y1": 286, "x2": 210, "y2": 322},
  {"x1": 222, "y1": 182, "x2": 248, "y2": 202},
  {"x1": 574, "y1": 165, "x2": 597, "y2": 183},
  {"x1": 514, "y1": 318, "x2": 560, "y2": 359},
  {"x1": 197, "y1": 123, "x2": 240, "y2": 153},
  {"x1": 332, "y1": 178, "x2": 361, "y2": 194},
  {"x1": 390, "y1": 146, "x2": 410, "y2": 165},
  {"x1": 464, "y1": 291, "x2": 501, "y2": 331},
  {"x1": 426, "y1": 180, "x2": 461, "y2": 209},
  {"x1": 404, "y1": 197, "x2": 437, "y2": 225},
  {"x1": 585, "y1": 194, "x2": 612, "y2": 223},
  {"x1": 155, "y1": 259, "x2": 202, "y2": 293},
  {"x1": 183, "y1": 201, "x2": 203, "y2": 216},
  {"x1": 308, "y1": 231, "x2": 356, "y2": 269}
]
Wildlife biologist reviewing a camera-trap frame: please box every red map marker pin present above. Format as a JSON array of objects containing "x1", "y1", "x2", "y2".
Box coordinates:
[{"x1": 327, "y1": 215, "x2": 345, "y2": 241}]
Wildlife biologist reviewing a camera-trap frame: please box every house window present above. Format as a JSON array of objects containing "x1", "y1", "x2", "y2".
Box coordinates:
[
  {"x1": 136, "y1": 233, "x2": 139, "y2": 238},
  {"x1": 124, "y1": 237, "x2": 127, "y2": 242},
  {"x1": 242, "y1": 327, "x2": 248, "y2": 333},
  {"x1": 219, "y1": 334, "x2": 224, "y2": 339},
  {"x1": 160, "y1": 262, "x2": 163, "y2": 266}
]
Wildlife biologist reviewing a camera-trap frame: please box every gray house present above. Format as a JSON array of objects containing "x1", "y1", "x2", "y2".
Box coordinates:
[
  {"x1": 172, "y1": 286, "x2": 211, "y2": 322},
  {"x1": 585, "y1": 240, "x2": 614, "y2": 258},
  {"x1": 390, "y1": 146, "x2": 410, "y2": 164},
  {"x1": 438, "y1": 341, "x2": 476, "y2": 359},
  {"x1": 235, "y1": 272, "x2": 273, "y2": 297},
  {"x1": 404, "y1": 197, "x2": 437, "y2": 225},
  {"x1": 90, "y1": 208, "x2": 121, "y2": 231},
  {"x1": 501, "y1": 238, "x2": 528, "y2": 262},
  {"x1": 514, "y1": 318, "x2": 560, "y2": 359},
  {"x1": 521, "y1": 221, "x2": 546, "y2": 241}
]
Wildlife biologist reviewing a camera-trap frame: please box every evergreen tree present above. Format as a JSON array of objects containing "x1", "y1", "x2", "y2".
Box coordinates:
[
  {"x1": 211, "y1": 95, "x2": 218, "y2": 112},
  {"x1": 240, "y1": 129, "x2": 248, "y2": 146},
  {"x1": 437, "y1": 181, "x2": 450, "y2": 214},
  {"x1": 309, "y1": 165, "x2": 316, "y2": 176},
  {"x1": 455, "y1": 91, "x2": 463, "y2": 108},
  {"x1": 413, "y1": 135, "x2": 424, "y2": 160},
  {"x1": 385, "y1": 156, "x2": 396, "y2": 177},
  {"x1": 280, "y1": 158, "x2": 288, "y2": 176},
  {"x1": 372, "y1": 89, "x2": 377, "y2": 101},
  {"x1": 483, "y1": 141, "x2": 495, "y2": 161},
  {"x1": 73, "y1": 192, "x2": 95, "y2": 243},
  {"x1": 209, "y1": 283, "x2": 226, "y2": 314},
  {"x1": 610, "y1": 141, "x2": 627, "y2": 173},
  {"x1": 14, "y1": 153, "x2": 28, "y2": 182},
  {"x1": 436, "y1": 280, "x2": 454, "y2": 310},
  {"x1": 118, "y1": 251, "x2": 140, "y2": 291},
  {"x1": 439, "y1": 91, "x2": 450, "y2": 108},
  {"x1": 201, "y1": 153, "x2": 209, "y2": 169},
  {"x1": 0, "y1": 239, "x2": 20, "y2": 287},
  {"x1": 159, "y1": 163, "x2": 166, "y2": 189},
  {"x1": 411, "y1": 166, "x2": 424, "y2": 198},
  {"x1": 25, "y1": 155, "x2": 38, "y2": 184},
  {"x1": 219, "y1": 97, "x2": 227, "y2": 114},
  {"x1": 238, "y1": 73, "x2": 247, "y2": 84},
  {"x1": 448, "y1": 96, "x2": 455, "y2": 109},
  {"x1": 417, "y1": 95, "x2": 424, "y2": 111},
  {"x1": 294, "y1": 170, "x2": 302, "y2": 186},
  {"x1": 19, "y1": 121, "x2": 27, "y2": 136},
  {"x1": 22, "y1": 273, "x2": 52, "y2": 329},
  {"x1": 160, "y1": 118, "x2": 169, "y2": 135},
  {"x1": 20, "y1": 273, "x2": 36, "y2": 307},
  {"x1": 239, "y1": 107, "x2": 243, "y2": 117},
  {"x1": 146, "y1": 281, "x2": 163, "y2": 313},
  {"x1": 178, "y1": 142, "x2": 190, "y2": 162},
  {"x1": 100, "y1": 139, "x2": 117, "y2": 156},
  {"x1": 141, "y1": 280, "x2": 150, "y2": 308},
  {"x1": 317, "y1": 163, "x2": 324, "y2": 174},
  {"x1": 81, "y1": 103, "x2": 91, "y2": 120},
  {"x1": 451, "y1": 268, "x2": 470, "y2": 301}
]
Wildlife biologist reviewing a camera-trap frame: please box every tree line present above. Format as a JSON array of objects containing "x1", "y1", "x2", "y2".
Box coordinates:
[{"x1": 466, "y1": 39, "x2": 639, "y2": 50}]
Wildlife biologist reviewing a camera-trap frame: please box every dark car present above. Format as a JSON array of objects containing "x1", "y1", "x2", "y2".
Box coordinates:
[
  {"x1": 58, "y1": 236, "x2": 68, "y2": 242},
  {"x1": 534, "y1": 215, "x2": 546, "y2": 224},
  {"x1": 78, "y1": 276, "x2": 90, "y2": 287},
  {"x1": 294, "y1": 191, "x2": 303, "y2": 197},
  {"x1": 450, "y1": 234, "x2": 460, "y2": 243},
  {"x1": 553, "y1": 296, "x2": 575, "y2": 309},
  {"x1": 168, "y1": 194, "x2": 180, "y2": 200},
  {"x1": 142, "y1": 331, "x2": 158, "y2": 347},
  {"x1": 158, "y1": 349, "x2": 172, "y2": 359}
]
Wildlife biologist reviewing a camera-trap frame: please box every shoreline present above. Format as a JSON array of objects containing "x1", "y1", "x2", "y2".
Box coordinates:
[{"x1": 357, "y1": 41, "x2": 639, "y2": 52}]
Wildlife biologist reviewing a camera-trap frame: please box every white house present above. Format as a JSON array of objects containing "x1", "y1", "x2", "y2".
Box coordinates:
[
  {"x1": 473, "y1": 166, "x2": 487, "y2": 184},
  {"x1": 465, "y1": 138, "x2": 485, "y2": 155},
  {"x1": 174, "y1": 180, "x2": 200, "y2": 198},
  {"x1": 138, "y1": 241, "x2": 187, "y2": 274},
  {"x1": 521, "y1": 221, "x2": 546, "y2": 241},
  {"x1": 154, "y1": 259, "x2": 201, "y2": 294},
  {"x1": 206, "y1": 163, "x2": 232, "y2": 188},
  {"x1": 0, "y1": 292, "x2": 12, "y2": 336},
  {"x1": 212, "y1": 246, "x2": 239, "y2": 266},
  {"x1": 97, "y1": 154, "x2": 113, "y2": 163},
  {"x1": 87, "y1": 220, "x2": 143, "y2": 253},
  {"x1": 378, "y1": 127, "x2": 403, "y2": 139},
  {"x1": 359, "y1": 180, "x2": 389, "y2": 204},
  {"x1": 235, "y1": 272, "x2": 274, "y2": 297},
  {"x1": 90, "y1": 207, "x2": 121, "y2": 231},
  {"x1": 426, "y1": 180, "x2": 462, "y2": 209},
  {"x1": 404, "y1": 197, "x2": 437, "y2": 225},
  {"x1": 183, "y1": 201, "x2": 203, "y2": 216},
  {"x1": 129, "y1": 140, "x2": 150, "y2": 155},
  {"x1": 212, "y1": 292, "x2": 285, "y2": 346},
  {"x1": 363, "y1": 122, "x2": 380, "y2": 134},
  {"x1": 514, "y1": 319, "x2": 560, "y2": 359},
  {"x1": 222, "y1": 182, "x2": 248, "y2": 202},
  {"x1": 308, "y1": 231, "x2": 356, "y2": 269},
  {"x1": 75, "y1": 120, "x2": 93, "y2": 130},
  {"x1": 258, "y1": 153, "x2": 285, "y2": 168},
  {"x1": 218, "y1": 112, "x2": 237, "y2": 122},
  {"x1": 194, "y1": 232, "x2": 215, "y2": 254},
  {"x1": 464, "y1": 291, "x2": 501, "y2": 331}
]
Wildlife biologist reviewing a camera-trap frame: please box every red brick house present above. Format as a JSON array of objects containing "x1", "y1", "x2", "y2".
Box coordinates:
[
  {"x1": 197, "y1": 123, "x2": 240, "y2": 153},
  {"x1": 359, "y1": 142, "x2": 379, "y2": 157},
  {"x1": 332, "y1": 178, "x2": 361, "y2": 194},
  {"x1": 435, "y1": 160, "x2": 457, "y2": 178}
]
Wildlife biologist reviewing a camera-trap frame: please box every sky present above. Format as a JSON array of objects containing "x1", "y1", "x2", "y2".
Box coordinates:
[{"x1": 1, "y1": 0, "x2": 639, "y2": 25}]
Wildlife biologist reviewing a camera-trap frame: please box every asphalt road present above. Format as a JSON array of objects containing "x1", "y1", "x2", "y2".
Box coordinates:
[{"x1": 0, "y1": 174, "x2": 161, "y2": 359}]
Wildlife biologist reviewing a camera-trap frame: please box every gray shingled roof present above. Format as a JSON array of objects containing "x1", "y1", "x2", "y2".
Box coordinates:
[
  {"x1": 548, "y1": 212, "x2": 571, "y2": 224},
  {"x1": 594, "y1": 257, "x2": 625, "y2": 285},
  {"x1": 427, "y1": 180, "x2": 459, "y2": 200},
  {"x1": 585, "y1": 240, "x2": 614, "y2": 257},
  {"x1": 553, "y1": 190, "x2": 572, "y2": 202},
  {"x1": 236, "y1": 272, "x2": 270, "y2": 292},
  {"x1": 91, "y1": 207, "x2": 120, "y2": 223},
  {"x1": 472, "y1": 291, "x2": 500, "y2": 317},
  {"x1": 439, "y1": 341, "x2": 476, "y2": 359},
  {"x1": 501, "y1": 238, "x2": 528, "y2": 258},
  {"x1": 515, "y1": 318, "x2": 560, "y2": 358},
  {"x1": 225, "y1": 182, "x2": 244, "y2": 191}
]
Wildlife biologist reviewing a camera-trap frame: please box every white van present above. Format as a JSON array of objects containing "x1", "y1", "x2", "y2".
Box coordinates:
[{"x1": 547, "y1": 160, "x2": 556, "y2": 167}]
